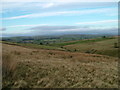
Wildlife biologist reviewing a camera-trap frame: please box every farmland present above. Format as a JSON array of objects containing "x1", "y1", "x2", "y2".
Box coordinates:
[{"x1": 2, "y1": 35, "x2": 118, "y2": 57}]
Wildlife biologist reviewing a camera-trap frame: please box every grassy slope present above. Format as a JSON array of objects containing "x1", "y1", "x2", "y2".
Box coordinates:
[
  {"x1": 63, "y1": 38, "x2": 118, "y2": 57},
  {"x1": 51, "y1": 37, "x2": 114, "y2": 47},
  {"x1": 2, "y1": 41, "x2": 65, "y2": 51},
  {"x1": 2, "y1": 43, "x2": 118, "y2": 88},
  {"x1": 2, "y1": 37, "x2": 118, "y2": 57}
]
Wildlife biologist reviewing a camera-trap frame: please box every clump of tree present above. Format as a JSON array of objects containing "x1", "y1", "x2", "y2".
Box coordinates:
[
  {"x1": 61, "y1": 46, "x2": 63, "y2": 48},
  {"x1": 39, "y1": 42, "x2": 43, "y2": 45},
  {"x1": 114, "y1": 42, "x2": 119, "y2": 48},
  {"x1": 102, "y1": 36, "x2": 106, "y2": 38}
]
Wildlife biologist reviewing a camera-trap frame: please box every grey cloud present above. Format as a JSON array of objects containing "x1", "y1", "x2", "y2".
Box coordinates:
[
  {"x1": 0, "y1": 28, "x2": 7, "y2": 31},
  {"x1": 29, "y1": 26, "x2": 79, "y2": 31},
  {"x1": 2, "y1": 26, "x2": 118, "y2": 37},
  {"x1": 26, "y1": 25, "x2": 118, "y2": 36}
]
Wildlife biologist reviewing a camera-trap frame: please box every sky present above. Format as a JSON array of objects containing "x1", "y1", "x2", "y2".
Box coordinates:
[{"x1": 0, "y1": 1, "x2": 118, "y2": 37}]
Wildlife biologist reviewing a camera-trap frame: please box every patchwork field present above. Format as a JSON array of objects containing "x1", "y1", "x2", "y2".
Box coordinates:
[{"x1": 2, "y1": 41, "x2": 118, "y2": 88}]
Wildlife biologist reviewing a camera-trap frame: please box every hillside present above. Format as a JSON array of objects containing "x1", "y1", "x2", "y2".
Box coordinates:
[
  {"x1": 62, "y1": 37, "x2": 118, "y2": 57},
  {"x1": 2, "y1": 43, "x2": 118, "y2": 88},
  {"x1": 2, "y1": 36, "x2": 118, "y2": 57}
]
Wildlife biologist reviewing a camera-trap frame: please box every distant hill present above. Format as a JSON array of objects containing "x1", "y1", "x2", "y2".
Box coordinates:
[{"x1": 2, "y1": 34, "x2": 113, "y2": 45}]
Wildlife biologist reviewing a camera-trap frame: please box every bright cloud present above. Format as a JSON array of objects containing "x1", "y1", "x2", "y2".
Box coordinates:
[
  {"x1": 42, "y1": 3, "x2": 54, "y2": 8},
  {"x1": 1, "y1": 7, "x2": 117, "y2": 20},
  {"x1": 7, "y1": 24, "x2": 49, "y2": 28},
  {"x1": 1, "y1": 0, "x2": 119, "y2": 2}
]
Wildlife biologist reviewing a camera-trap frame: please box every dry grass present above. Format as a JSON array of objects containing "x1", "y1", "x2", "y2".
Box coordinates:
[
  {"x1": 2, "y1": 52, "x2": 18, "y2": 88},
  {"x1": 2, "y1": 53, "x2": 17, "y2": 77},
  {"x1": 2, "y1": 43, "x2": 118, "y2": 88}
]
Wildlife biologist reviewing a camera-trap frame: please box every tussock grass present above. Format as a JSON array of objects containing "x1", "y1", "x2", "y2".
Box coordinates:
[
  {"x1": 2, "y1": 53, "x2": 17, "y2": 77},
  {"x1": 2, "y1": 43, "x2": 118, "y2": 88},
  {"x1": 2, "y1": 53, "x2": 18, "y2": 88},
  {"x1": 13, "y1": 51, "x2": 21, "y2": 55}
]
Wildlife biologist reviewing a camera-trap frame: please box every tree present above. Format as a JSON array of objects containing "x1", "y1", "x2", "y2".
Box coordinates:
[
  {"x1": 40, "y1": 42, "x2": 43, "y2": 45},
  {"x1": 102, "y1": 36, "x2": 106, "y2": 38},
  {"x1": 114, "y1": 43, "x2": 118, "y2": 48}
]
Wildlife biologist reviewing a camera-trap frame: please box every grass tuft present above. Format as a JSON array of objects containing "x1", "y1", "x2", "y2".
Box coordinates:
[{"x1": 2, "y1": 53, "x2": 17, "y2": 87}]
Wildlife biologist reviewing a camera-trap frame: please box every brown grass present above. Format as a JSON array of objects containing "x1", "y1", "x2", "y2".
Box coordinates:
[
  {"x1": 2, "y1": 43, "x2": 118, "y2": 88},
  {"x1": 2, "y1": 53, "x2": 17, "y2": 80},
  {"x1": 2, "y1": 53, "x2": 17, "y2": 87}
]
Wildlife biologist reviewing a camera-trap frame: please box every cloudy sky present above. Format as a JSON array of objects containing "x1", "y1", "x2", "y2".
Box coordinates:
[{"x1": 0, "y1": 0, "x2": 118, "y2": 37}]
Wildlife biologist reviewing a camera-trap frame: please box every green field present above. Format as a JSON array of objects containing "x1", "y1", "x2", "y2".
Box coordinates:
[
  {"x1": 62, "y1": 37, "x2": 118, "y2": 57},
  {"x1": 51, "y1": 37, "x2": 114, "y2": 46}
]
